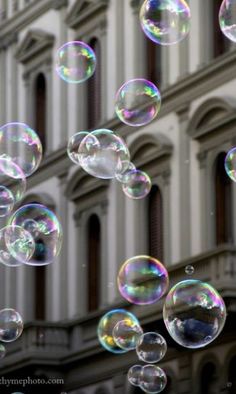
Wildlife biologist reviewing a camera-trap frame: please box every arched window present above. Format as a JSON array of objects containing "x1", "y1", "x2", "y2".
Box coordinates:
[
  {"x1": 200, "y1": 363, "x2": 218, "y2": 394},
  {"x1": 212, "y1": 0, "x2": 229, "y2": 58},
  {"x1": 146, "y1": 37, "x2": 162, "y2": 87},
  {"x1": 215, "y1": 152, "x2": 232, "y2": 245},
  {"x1": 87, "y1": 38, "x2": 101, "y2": 129},
  {"x1": 34, "y1": 239, "x2": 46, "y2": 320},
  {"x1": 148, "y1": 185, "x2": 164, "y2": 261},
  {"x1": 35, "y1": 73, "x2": 47, "y2": 151},
  {"x1": 87, "y1": 214, "x2": 101, "y2": 312},
  {"x1": 228, "y1": 356, "x2": 236, "y2": 393}
]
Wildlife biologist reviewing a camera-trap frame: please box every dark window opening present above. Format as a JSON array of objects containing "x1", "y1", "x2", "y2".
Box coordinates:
[
  {"x1": 228, "y1": 356, "x2": 236, "y2": 394},
  {"x1": 200, "y1": 363, "x2": 218, "y2": 394},
  {"x1": 148, "y1": 185, "x2": 164, "y2": 261},
  {"x1": 87, "y1": 214, "x2": 101, "y2": 311},
  {"x1": 146, "y1": 37, "x2": 162, "y2": 87},
  {"x1": 87, "y1": 38, "x2": 101, "y2": 129},
  {"x1": 213, "y1": 0, "x2": 229, "y2": 58},
  {"x1": 34, "y1": 239, "x2": 46, "y2": 320},
  {"x1": 35, "y1": 73, "x2": 47, "y2": 152}
]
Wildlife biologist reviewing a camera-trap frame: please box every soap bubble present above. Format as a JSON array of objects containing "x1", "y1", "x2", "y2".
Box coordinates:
[
  {"x1": 115, "y1": 162, "x2": 136, "y2": 183},
  {"x1": 163, "y1": 280, "x2": 227, "y2": 349},
  {"x1": 140, "y1": 365, "x2": 167, "y2": 393},
  {"x1": 185, "y1": 265, "x2": 194, "y2": 275},
  {"x1": 0, "y1": 225, "x2": 35, "y2": 267},
  {"x1": 219, "y1": 0, "x2": 236, "y2": 43},
  {"x1": 122, "y1": 169, "x2": 152, "y2": 199},
  {"x1": 67, "y1": 131, "x2": 89, "y2": 164},
  {"x1": 115, "y1": 79, "x2": 161, "y2": 127},
  {"x1": 128, "y1": 365, "x2": 143, "y2": 387},
  {"x1": 113, "y1": 319, "x2": 143, "y2": 351},
  {"x1": 97, "y1": 309, "x2": 140, "y2": 354},
  {"x1": 79, "y1": 129, "x2": 130, "y2": 179},
  {"x1": 225, "y1": 147, "x2": 236, "y2": 182},
  {"x1": 0, "y1": 308, "x2": 23, "y2": 342},
  {"x1": 140, "y1": 0, "x2": 191, "y2": 46},
  {"x1": 118, "y1": 255, "x2": 169, "y2": 305},
  {"x1": 0, "y1": 344, "x2": 6, "y2": 359},
  {"x1": 0, "y1": 186, "x2": 14, "y2": 217},
  {"x1": 136, "y1": 332, "x2": 167, "y2": 363},
  {"x1": 0, "y1": 122, "x2": 42, "y2": 177},
  {"x1": 9, "y1": 204, "x2": 63, "y2": 266},
  {"x1": 55, "y1": 41, "x2": 96, "y2": 83}
]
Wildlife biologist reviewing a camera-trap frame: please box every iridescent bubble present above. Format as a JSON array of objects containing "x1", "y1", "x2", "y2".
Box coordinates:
[
  {"x1": 122, "y1": 169, "x2": 152, "y2": 199},
  {"x1": 0, "y1": 186, "x2": 14, "y2": 217},
  {"x1": 128, "y1": 365, "x2": 143, "y2": 387},
  {"x1": 115, "y1": 162, "x2": 136, "y2": 183},
  {"x1": 219, "y1": 0, "x2": 236, "y2": 43},
  {"x1": 118, "y1": 255, "x2": 169, "y2": 305},
  {"x1": 55, "y1": 41, "x2": 96, "y2": 83},
  {"x1": 0, "y1": 344, "x2": 6, "y2": 359},
  {"x1": 67, "y1": 131, "x2": 89, "y2": 164},
  {"x1": 113, "y1": 319, "x2": 143, "y2": 351},
  {"x1": 185, "y1": 265, "x2": 194, "y2": 275},
  {"x1": 9, "y1": 204, "x2": 63, "y2": 266},
  {"x1": 140, "y1": 0, "x2": 191, "y2": 46},
  {"x1": 0, "y1": 157, "x2": 26, "y2": 203},
  {"x1": 97, "y1": 309, "x2": 140, "y2": 354},
  {"x1": 140, "y1": 365, "x2": 167, "y2": 393},
  {"x1": 163, "y1": 280, "x2": 227, "y2": 349},
  {"x1": 4, "y1": 225, "x2": 35, "y2": 264},
  {"x1": 115, "y1": 79, "x2": 161, "y2": 127},
  {"x1": 0, "y1": 308, "x2": 23, "y2": 342},
  {"x1": 225, "y1": 147, "x2": 236, "y2": 182},
  {"x1": 136, "y1": 332, "x2": 167, "y2": 363},
  {"x1": 79, "y1": 129, "x2": 130, "y2": 179},
  {"x1": 0, "y1": 122, "x2": 42, "y2": 177}
]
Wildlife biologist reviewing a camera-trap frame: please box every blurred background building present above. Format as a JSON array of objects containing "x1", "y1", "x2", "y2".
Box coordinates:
[{"x1": 0, "y1": 0, "x2": 235, "y2": 393}]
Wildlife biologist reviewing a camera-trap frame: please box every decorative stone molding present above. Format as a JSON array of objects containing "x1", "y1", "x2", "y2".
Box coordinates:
[
  {"x1": 16, "y1": 29, "x2": 54, "y2": 64},
  {"x1": 0, "y1": 32, "x2": 18, "y2": 50},
  {"x1": 51, "y1": 0, "x2": 68, "y2": 10},
  {"x1": 197, "y1": 151, "x2": 208, "y2": 169},
  {"x1": 66, "y1": 0, "x2": 109, "y2": 30}
]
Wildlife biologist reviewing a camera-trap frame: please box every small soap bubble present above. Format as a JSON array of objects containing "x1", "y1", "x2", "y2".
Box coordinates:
[
  {"x1": 140, "y1": 365, "x2": 167, "y2": 393},
  {"x1": 128, "y1": 365, "x2": 142, "y2": 387},
  {"x1": 115, "y1": 162, "x2": 136, "y2": 183},
  {"x1": 67, "y1": 131, "x2": 89, "y2": 165},
  {"x1": 55, "y1": 41, "x2": 96, "y2": 83},
  {"x1": 113, "y1": 319, "x2": 143, "y2": 351},
  {"x1": 225, "y1": 147, "x2": 236, "y2": 182},
  {"x1": 0, "y1": 308, "x2": 23, "y2": 342},
  {"x1": 0, "y1": 157, "x2": 26, "y2": 204},
  {"x1": 185, "y1": 265, "x2": 194, "y2": 275},
  {"x1": 219, "y1": 0, "x2": 236, "y2": 43},
  {"x1": 122, "y1": 169, "x2": 152, "y2": 199},
  {"x1": 136, "y1": 332, "x2": 167, "y2": 363}
]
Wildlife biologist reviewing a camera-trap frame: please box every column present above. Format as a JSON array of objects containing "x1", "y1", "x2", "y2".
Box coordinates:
[
  {"x1": 130, "y1": 0, "x2": 146, "y2": 77},
  {"x1": 162, "y1": 170, "x2": 171, "y2": 265},
  {"x1": 197, "y1": 150, "x2": 209, "y2": 252},
  {"x1": 100, "y1": 200, "x2": 109, "y2": 307}
]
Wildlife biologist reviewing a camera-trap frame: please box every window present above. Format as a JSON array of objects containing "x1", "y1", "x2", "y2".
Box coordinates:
[
  {"x1": 87, "y1": 214, "x2": 101, "y2": 312},
  {"x1": 146, "y1": 37, "x2": 162, "y2": 87},
  {"x1": 200, "y1": 363, "x2": 218, "y2": 394},
  {"x1": 148, "y1": 185, "x2": 164, "y2": 261},
  {"x1": 87, "y1": 38, "x2": 101, "y2": 129},
  {"x1": 35, "y1": 73, "x2": 47, "y2": 151},
  {"x1": 215, "y1": 152, "x2": 232, "y2": 245},
  {"x1": 228, "y1": 356, "x2": 236, "y2": 393},
  {"x1": 34, "y1": 240, "x2": 46, "y2": 320},
  {"x1": 212, "y1": 0, "x2": 229, "y2": 58}
]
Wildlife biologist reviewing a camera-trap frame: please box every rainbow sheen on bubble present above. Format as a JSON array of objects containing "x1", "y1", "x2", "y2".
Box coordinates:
[
  {"x1": 0, "y1": 122, "x2": 42, "y2": 177},
  {"x1": 67, "y1": 131, "x2": 89, "y2": 164},
  {"x1": 163, "y1": 280, "x2": 226, "y2": 349},
  {"x1": 118, "y1": 255, "x2": 169, "y2": 305},
  {"x1": 140, "y1": 0, "x2": 191, "y2": 46},
  {"x1": 128, "y1": 365, "x2": 143, "y2": 387},
  {"x1": 9, "y1": 204, "x2": 63, "y2": 266},
  {"x1": 140, "y1": 365, "x2": 167, "y2": 393},
  {"x1": 115, "y1": 79, "x2": 161, "y2": 127},
  {"x1": 0, "y1": 186, "x2": 14, "y2": 217},
  {"x1": 122, "y1": 169, "x2": 152, "y2": 199},
  {"x1": 225, "y1": 147, "x2": 236, "y2": 182},
  {"x1": 97, "y1": 309, "x2": 140, "y2": 354},
  {"x1": 115, "y1": 162, "x2": 136, "y2": 183},
  {"x1": 55, "y1": 41, "x2": 96, "y2": 83},
  {"x1": 113, "y1": 319, "x2": 143, "y2": 351},
  {"x1": 219, "y1": 0, "x2": 236, "y2": 43},
  {"x1": 0, "y1": 308, "x2": 23, "y2": 343},
  {"x1": 0, "y1": 157, "x2": 26, "y2": 204},
  {"x1": 136, "y1": 332, "x2": 167, "y2": 363},
  {"x1": 79, "y1": 129, "x2": 130, "y2": 179}
]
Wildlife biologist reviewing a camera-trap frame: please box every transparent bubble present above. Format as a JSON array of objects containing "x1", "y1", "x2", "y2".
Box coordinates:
[
  {"x1": 79, "y1": 129, "x2": 130, "y2": 179},
  {"x1": 118, "y1": 255, "x2": 169, "y2": 305},
  {"x1": 113, "y1": 319, "x2": 143, "y2": 351},
  {"x1": 128, "y1": 365, "x2": 143, "y2": 387},
  {"x1": 115, "y1": 79, "x2": 161, "y2": 127},
  {"x1": 185, "y1": 265, "x2": 194, "y2": 275},
  {"x1": 0, "y1": 157, "x2": 26, "y2": 204},
  {"x1": 4, "y1": 225, "x2": 35, "y2": 265},
  {"x1": 67, "y1": 131, "x2": 89, "y2": 164},
  {"x1": 9, "y1": 204, "x2": 63, "y2": 266},
  {"x1": 140, "y1": 0, "x2": 191, "y2": 46},
  {"x1": 55, "y1": 41, "x2": 96, "y2": 83},
  {"x1": 136, "y1": 332, "x2": 167, "y2": 363},
  {"x1": 140, "y1": 365, "x2": 167, "y2": 393},
  {"x1": 0, "y1": 344, "x2": 6, "y2": 359},
  {"x1": 163, "y1": 280, "x2": 227, "y2": 349},
  {"x1": 115, "y1": 162, "x2": 136, "y2": 183},
  {"x1": 0, "y1": 308, "x2": 23, "y2": 342},
  {"x1": 97, "y1": 309, "x2": 140, "y2": 354},
  {"x1": 219, "y1": 0, "x2": 236, "y2": 43},
  {"x1": 0, "y1": 186, "x2": 14, "y2": 217},
  {"x1": 0, "y1": 122, "x2": 42, "y2": 177},
  {"x1": 225, "y1": 147, "x2": 236, "y2": 182},
  {"x1": 122, "y1": 169, "x2": 152, "y2": 199}
]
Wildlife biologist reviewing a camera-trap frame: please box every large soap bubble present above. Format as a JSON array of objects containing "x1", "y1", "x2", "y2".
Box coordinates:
[
  {"x1": 67, "y1": 131, "x2": 89, "y2": 164},
  {"x1": 0, "y1": 122, "x2": 42, "y2": 177},
  {"x1": 79, "y1": 129, "x2": 130, "y2": 179},
  {"x1": 118, "y1": 255, "x2": 169, "y2": 305},
  {"x1": 115, "y1": 79, "x2": 161, "y2": 127},
  {"x1": 0, "y1": 308, "x2": 24, "y2": 342},
  {"x1": 97, "y1": 309, "x2": 140, "y2": 354},
  {"x1": 219, "y1": 0, "x2": 236, "y2": 43},
  {"x1": 140, "y1": 365, "x2": 167, "y2": 393},
  {"x1": 113, "y1": 319, "x2": 143, "y2": 351},
  {"x1": 9, "y1": 204, "x2": 63, "y2": 266},
  {"x1": 136, "y1": 332, "x2": 167, "y2": 363},
  {"x1": 163, "y1": 280, "x2": 227, "y2": 349},
  {"x1": 140, "y1": 0, "x2": 191, "y2": 45}
]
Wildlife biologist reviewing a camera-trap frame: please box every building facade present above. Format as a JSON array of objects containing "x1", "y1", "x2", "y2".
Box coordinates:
[{"x1": 0, "y1": 0, "x2": 235, "y2": 393}]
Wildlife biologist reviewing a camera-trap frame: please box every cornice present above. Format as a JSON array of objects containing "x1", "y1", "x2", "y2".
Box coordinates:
[
  {"x1": 16, "y1": 29, "x2": 55, "y2": 64},
  {"x1": 66, "y1": 0, "x2": 109, "y2": 30},
  {"x1": 51, "y1": 0, "x2": 68, "y2": 10}
]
